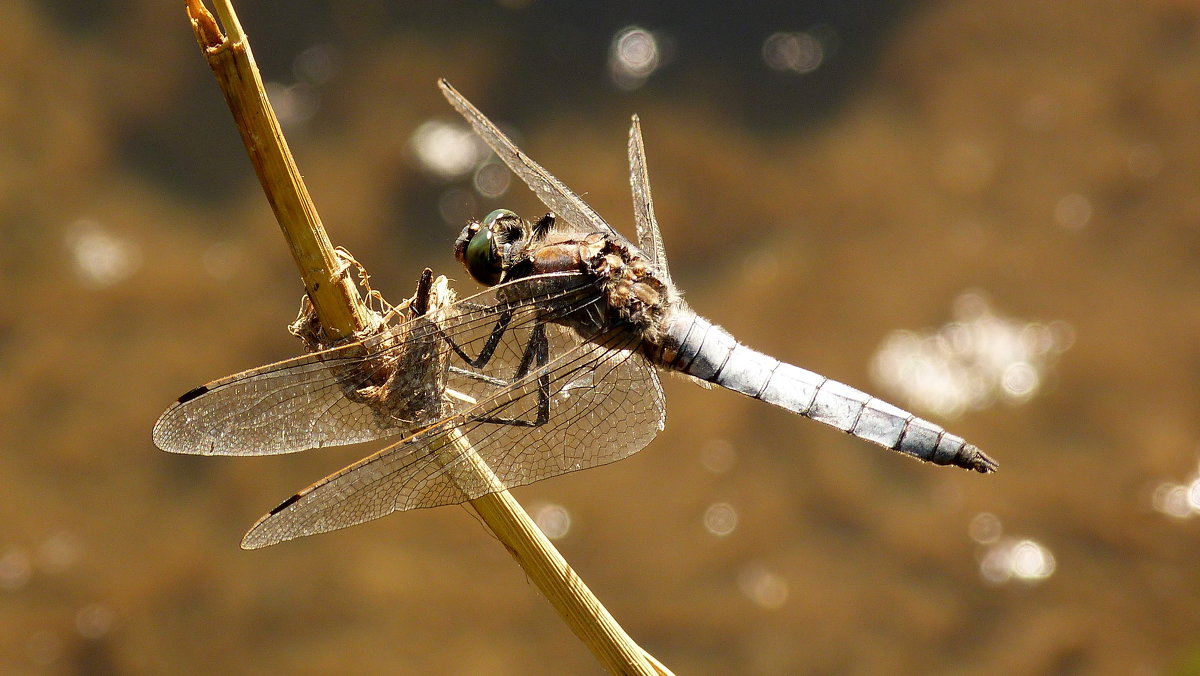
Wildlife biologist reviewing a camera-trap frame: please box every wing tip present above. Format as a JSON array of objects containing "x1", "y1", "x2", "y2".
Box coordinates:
[
  {"x1": 438, "y1": 78, "x2": 465, "y2": 109},
  {"x1": 240, "y1": 493, "x2": 304, "y2": 550},
  {"x1": 239, "y1": 531, "x2": 270, "y2": 550},
  {"x1": 151, "y1": 415, "x2": 184, "y2": 454}
]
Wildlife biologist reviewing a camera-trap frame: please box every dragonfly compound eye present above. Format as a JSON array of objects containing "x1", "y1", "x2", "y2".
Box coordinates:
[
  {"x1": 464, "y1": 212, "x2": 507, "y2": 286},
  {"x1": 483, "y1": 208, "x2": 522, "y2": 238}
]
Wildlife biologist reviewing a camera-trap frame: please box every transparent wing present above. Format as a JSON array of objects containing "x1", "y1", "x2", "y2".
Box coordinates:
[
  {"x1": 628, "y1": 114, "x2": 672, "y2": 286},
  {"x1": 241, "y1": 286, "x2": 666, "y2": 548},
  {"x1": 152, "y1": 322, "x2": 448, "y2": 456},
  {"x1": 439, "y1": 79, "x2": 622, "y2": 241},
  {"x1": 153, "y1": 273, "x2": 591, "y2": 456}
]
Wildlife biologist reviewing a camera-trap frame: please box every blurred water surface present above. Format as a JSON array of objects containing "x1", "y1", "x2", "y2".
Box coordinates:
[{"x1": 2, "y1": 1, "x2": 1200, "y2": 673}]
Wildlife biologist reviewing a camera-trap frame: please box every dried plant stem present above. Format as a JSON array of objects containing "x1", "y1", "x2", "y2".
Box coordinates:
[
  {"x1": 445, "y1": 430, "x2": 671, "y2": 675},
  {"x1": 187, "y1": 0, "x2": 370, "y2": 339},
  {"x1": 184, "y1": 1, "x2": 668, "y2": 673}
]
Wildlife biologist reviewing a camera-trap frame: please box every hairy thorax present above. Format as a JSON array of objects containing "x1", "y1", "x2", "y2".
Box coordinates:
[{"x1": 543, "y1": 232, "x2": 674, "y2": 343}]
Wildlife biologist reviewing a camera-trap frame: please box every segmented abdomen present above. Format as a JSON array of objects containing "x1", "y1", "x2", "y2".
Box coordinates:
[{"x1": 655, "y1": 312, "x2": 996, "y2": 473}]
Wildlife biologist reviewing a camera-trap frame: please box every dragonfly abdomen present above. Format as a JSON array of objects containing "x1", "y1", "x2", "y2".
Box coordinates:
[{"x1": 658, "y1": 312, "x2": 997, "y2": 473}]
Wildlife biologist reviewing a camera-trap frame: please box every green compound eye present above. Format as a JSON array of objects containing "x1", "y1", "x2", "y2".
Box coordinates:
[
  {"x1": 482, "y1": 207, "x2": 516, "y2": 229},
  {"x1": 483, "y1": 209, "x2": 517, "y2": 228},
  {"x1": 464, "y1": 210, "x2": 515, "y2": 286}
]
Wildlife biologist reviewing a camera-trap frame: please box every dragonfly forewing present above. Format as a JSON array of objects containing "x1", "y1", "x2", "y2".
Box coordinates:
[
  {"x1": 628, "y1": 115, "x2": 672, "y2": 286},
  {"x1": 152, "y1": 321, "x2": 449, "y2": 456},
  {"x1": 439, "y1": 79, "x2": 623, "y2": 242}
]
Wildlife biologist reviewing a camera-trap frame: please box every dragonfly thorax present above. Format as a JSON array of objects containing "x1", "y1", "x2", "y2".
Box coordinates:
[
  {"x1": 457, "y1": 209, "x2": 676, "y2": 342},
  {"x1": 575, "y1": 232, "x2": 673, "y2": 339}
]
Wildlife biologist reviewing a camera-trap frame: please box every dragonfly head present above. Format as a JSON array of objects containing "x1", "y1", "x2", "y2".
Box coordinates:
[{"x1": 455, "y1": 208, "x2": 524, "y2": 286}]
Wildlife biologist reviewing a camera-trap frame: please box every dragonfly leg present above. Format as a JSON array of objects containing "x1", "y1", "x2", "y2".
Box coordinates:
[
  {"x1": 438, "y1": 309, "x2": 514, "y2": 369},
  {"x1": 439, "y1": 280, "x2": 603, "y2": 371},
  {"x1": 463, "y1": 321, "x2": 551, "y2": 428}
]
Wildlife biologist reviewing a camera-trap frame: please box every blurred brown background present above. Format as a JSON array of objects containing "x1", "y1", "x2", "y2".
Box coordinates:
[{"x1": 3, "y1": 0, "x2": 1200, "y2": 673}]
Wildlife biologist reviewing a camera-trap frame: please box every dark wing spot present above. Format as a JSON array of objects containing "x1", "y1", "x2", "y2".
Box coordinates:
[
  {"x1": 177, "y1": 384, "x2": 210, "y2": 404},
  {"x1": 268, "y1": 492, "x2": 303, "y2": 516}
]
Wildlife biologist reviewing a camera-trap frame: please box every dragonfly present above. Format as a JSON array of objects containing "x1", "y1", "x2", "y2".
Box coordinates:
[
  {"x1": 154, "y1": 80, "x2": 995, "y2": 549},
  {"x1": 438, "y1": 79, "x2": 994, "y2": 470}
]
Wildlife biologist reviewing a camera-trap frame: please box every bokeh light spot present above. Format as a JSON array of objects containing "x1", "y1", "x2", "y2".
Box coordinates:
[
  {"x1": 37, "y1": 531, "x2": 82, "y2": 575},
  {"x1": 979, "y1": 537, "x2": 1056, "y2": 585},
  {"x1": 871, "y1": 291, "x2": 1070, "y2": 417},
  {"x1": 609, "y1": 26, "x2": 665, "y2": 90},
  {"x1": 762, "y1": 31, "x2": 825, "y2": 74},
  {"x1": 65, "y1": 219, "x2": 142, "y2": 289},
  {"x1": 700, "y1": 439, "x2": 737, "y2": 474},
  {"x1": 532, "y1": 503, "x2": 572, "y2": 540},
  {"x1": 1152, "y1": 458, "x2": 1200, "y2": 520},
  {"x1": 968, "y1": 512, "x2": 1003, "y2": 545},
  {"x1": 293, "y1": 43, "x2": 340, "y2": 86},
  {"x1": 737, "y1": 563, "x2": 789, "y2": 609},
  {"x1": 265, "y1": 81, "x2": 319, "y2": 128},
  {"x1": 411, "y1": 120, "x2": 487, "y2": 180},
  {"x1": 473, "y1": 162, "x2": 512, "y2": 199},
  {"x1": 703, "y1": 502, "x2": 738, "y2": 536}
]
